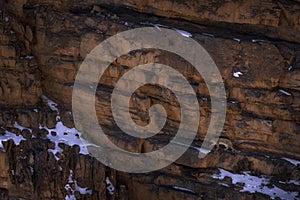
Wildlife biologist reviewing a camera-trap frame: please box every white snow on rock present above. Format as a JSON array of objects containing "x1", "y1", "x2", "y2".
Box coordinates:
[
  {"x1": 106, "y1": 177, "x2": 115, "y2": 195},
  {"x1": 140, "y1": 22, "x2": 192, "y2": 38},
  {"x1": 139, "y1": 22, "x2": 166, "y2": 31},
  {"x1": 42, "y1": 121, "x2": 91, "y2": 156},
  {"x1": 233, "y1": 38, "x2": 241, "y2": 43},
  {"x1": 42, "y1": 95, "x2": 59, "y2": 112},
  {"x1": 281, "y1": 157, "x2": 300, "y2": 166},
  {"x1": 65, "y1": 194, "x2": 76, "y2": 200},
  {"x1": 0, "y1": 130, "x2": 26, "y2": 149},
  {"x1": 279, "y1": 89, "x2": 291, "y2": 96},
  {"x1": 201, "y1": 32, "x2": 214, "y2": 37},
  {"x1": 0, "y1": 122, "x2": 29, "y2": 148},
  {"x1": 65, "y1": 170, "x2": 92, "y2": 200},
  {"x1": 251, "y1": 39, "x2": 268, "y2": 43},
  {"x1": 212, "y1": 168, "x2": 299, "y2": 200},
  {"x1": 172, "y1": 186, "x2": 196, "y2": 193},
  {"x1": 25, "y1": 55, "x2": 34, "y2": 60},
  {"x1": 0, "y1": 96, "x2": 95, "y2": 158},
  {"x1": 153, "y1": 23, "x2": 164, "y2": 31},
  {"x1": 279, "y1": 180, "x2": 300, "y2": 186},
  {"x1": 173, "y1": 28, "x2": 192, "y2": 38},
  {"x1": 41, "y1": 95, "x2": 96, "y2": 158},
  {"x1": 233, "y1": 71, "x2": 243, "y2": 78},
  {"x1": 14, "y1": 122, "x2": 29, "y2": 132},
  {"x1": 171, "y1": 140, "x2": 211, "y2": 156}
]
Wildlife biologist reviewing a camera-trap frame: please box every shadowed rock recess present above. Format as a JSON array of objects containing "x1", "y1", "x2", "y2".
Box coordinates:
[{"x1": 0, "y1": 0, "x2": 300, "y2": 199}]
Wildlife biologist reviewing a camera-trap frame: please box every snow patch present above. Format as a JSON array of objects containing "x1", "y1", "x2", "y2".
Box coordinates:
[
  {"x1": 65, "y1": 170, "x2": 92, "y2": 200},
  {"x1": 29, "y1": 166, "x2": 34, "y2": 175},
  {"x1": 106, "y1": 177, "x2": 115, "y2": 195},
  {"x1": 42, "y1": 95, "x2": 59, "y2": 112},
  {"x1": 0, "y1": 122, "x2": 28, "y2": 148},
  {"x1": 25, "y1": 55, "x2": 34, "y2": 60},
  {"x1": 233, "y1": 38, "x2": 241, "y2": 43},
  {"x1": 279, "y1": 180, "x2": 300, "y2": 186},
  {"x1": 13, "y1": 122, "x2": 25, "y2": 131},
  {"x1": 153, "y1": 24, "x2": 163, "y2": 31},
  {"x1": 140, "y1": 22, "x2": 166, "y2": 31},
  {"x1": 0, "y1": 130, "x2": 26, "y2": 149},
  {"x1": 202, "y1": 32, "x2": 214, "y2": 37},
  {"x1": 65, "y1": 194, "x2": 76, "y2": 200},
  {"x1": 43, "y1": 121, "x2": 92, "y2": 156},
  {"x1": 173, "y1": 28, "x2": 192, "y2": 38},
  {"x1": 41, "y1": 96, "x2": 96, "y2": 157},
  {"x1": 279, "y1": 90, "x2": 291, "y2": 96},
  {"x1": 212, "y1": 168, "x2": 298, "y2": 199},
  {"x1": 171, "y1": 141, "x2": 211, "y2": 155},
  {"x1": 233, "y1": 72, "x2": 243, "y2": 78},
  {"x1": 141, "y1": 22, "x2": 192, "y2": 37},
  {"x1": 281, "y1": 157, "x2": 300, "y2": 166},
  {"x1": 229, "y1": 100, "x2": 239, "y2": 104},
  {"x1": 251, "y1": 39, "x2": 268, "y2": 43},
  {"x1": 172, "y1": 186, "x2": 196, "y2": 193},
  {"x1": 220, "y1": 183, "x2": 230, "y2": 187}
]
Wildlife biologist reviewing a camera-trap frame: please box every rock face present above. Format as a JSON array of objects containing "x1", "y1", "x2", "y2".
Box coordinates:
[
  {"x1": 0, "y1": 0, "x2": 300, "y2": 199},
  {"x1": 116, "y1": 0, "x2": 300, "y2": 43},
  {"x1": 0, "y1": 6, "x2": 41, "y2": 106}
]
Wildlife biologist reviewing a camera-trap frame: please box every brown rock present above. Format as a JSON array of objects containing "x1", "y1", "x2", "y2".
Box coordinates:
[
  {"x1": 21, "y1": 129, "x2": 32, "y2": 139},
  {"x1": 1, "y1": 0, "x2": 300, "y2": 199},
  {"x1": 112, "y1": 0, "x2": 300, "y2": 43},
  {"x1": 0, "y1": 45, "x2": 16, "y2": 58}
]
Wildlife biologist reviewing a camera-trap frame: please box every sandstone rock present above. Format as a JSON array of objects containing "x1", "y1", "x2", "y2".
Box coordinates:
[
  {"x1": 0, "y1": 45, "x2": 16, "y2": 58},
  {"x1": 0, "y1": 70, "x2": 41, "y2": 106},
  {"x1": 19, "y1": 0, "x2": 300, "y2": 163},
  {"x1": 0, "y1": 11, "x2": 42, "y2": 107},
  {"x1": 110, "y1": 0, "x2": 300, "y2": 43},
  {"x1": 0, "y1": 152, "x2": 10, "y2": 190},
  {"x1": 1, "y1": 0, "x2": 300, "y2": 199},
  {"x1": 21, "y1": 129, "x2": 32, "y2": 139}
]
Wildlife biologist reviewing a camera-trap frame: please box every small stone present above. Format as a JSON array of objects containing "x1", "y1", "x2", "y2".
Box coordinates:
[
  {"x1": 40, "y1": 128, "x2": 49, "y2": 138},
  {"x1": 21, "y1": 129, "x2": 32, "y2": 139},
  {"x1": 91, "y1": 5, "x2": 101, "y2": 13},
  {"x1": 51, "y1": 131, "x2": 57, "y2": 136},
  {"x1": 25, "y1": 26, "x2": 33, "y2": 42},
  {"x1": 0, "y1": 128, "x2": 5, "y2": 135}
]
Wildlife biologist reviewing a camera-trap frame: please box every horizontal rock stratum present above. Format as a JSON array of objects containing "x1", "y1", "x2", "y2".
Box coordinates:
[{"x1": 0, "y1": 0, "x2": 299, "y2": 199}]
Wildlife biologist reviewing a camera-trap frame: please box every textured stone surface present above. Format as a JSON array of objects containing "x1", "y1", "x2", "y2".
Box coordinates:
[
  {"x1": 0, "y1": 8, "x2": 42, "y2": 106},
  {"x1": 0, "y1": 104, "x2": 299, "y2": 199},
  {"x1": 114, "y1": 0, "x2": 300, "y2": 43},
  {"x1": 25, "y1": 6, "x2": 299, "y2": 157},
  {"x1": 0, "y1": 0, "x2": 300, "y2": 199}
]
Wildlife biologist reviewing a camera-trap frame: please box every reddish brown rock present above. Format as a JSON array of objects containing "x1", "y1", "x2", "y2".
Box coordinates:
[
  {"x1": 0, "y1": 0, "x2": 300, "y2": 199},
  {"x1": 112, "y1": 0, "x2": 300, "y2": 43},
  {"x1": 0, "y1": 10, "x2": 42, "y2": 107}
]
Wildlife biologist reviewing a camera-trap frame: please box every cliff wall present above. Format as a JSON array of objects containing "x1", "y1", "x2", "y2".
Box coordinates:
[{"x1": 0, "y1": 0, "x2": 299, "y2": 199}]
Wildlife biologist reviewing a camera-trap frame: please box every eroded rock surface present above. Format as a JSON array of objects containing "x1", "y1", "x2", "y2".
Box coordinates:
[{"x1": 0, "y1": 0, "x2": 300, "y2": 199}]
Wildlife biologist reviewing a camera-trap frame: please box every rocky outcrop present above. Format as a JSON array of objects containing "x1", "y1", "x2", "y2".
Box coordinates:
[
  {"x1": 0, "y1": 8, "x2": 41, "y2": 106},
  {"x1": 113, "y1": 0, "x2": 300, "y2": 43},
  {"x1": 0, "y1": 102, "x2": 299, "y2": 199},
  {"x1": 16, "y1": 3, "x2": 299, "y2": 158},
  {"x1": 0, "y1": 0, "x2": 300, "y2": 199}
]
